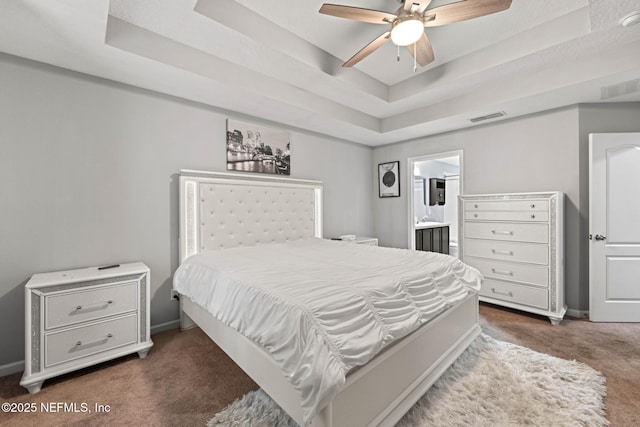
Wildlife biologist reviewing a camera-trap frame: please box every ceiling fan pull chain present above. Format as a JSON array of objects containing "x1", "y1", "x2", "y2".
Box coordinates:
[
  {"x1": 413, "y1": 42, "x2": 417, "y2": 72},
  {"x1": 397, "y1": 45, "x2": 400, "y2": 62}
]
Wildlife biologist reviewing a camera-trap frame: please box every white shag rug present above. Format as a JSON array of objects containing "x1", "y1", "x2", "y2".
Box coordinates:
[{"x1": 208, "y1": 334, "x2": 608, "y2": 427}]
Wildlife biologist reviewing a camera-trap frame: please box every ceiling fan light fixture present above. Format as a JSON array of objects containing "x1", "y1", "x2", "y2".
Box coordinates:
[
  {"x1": 390, "y1": 17, "x2": 423, "y2": 46},
  {"x1": 319, "y1": 0, "x2": 513, "y2": 67}
]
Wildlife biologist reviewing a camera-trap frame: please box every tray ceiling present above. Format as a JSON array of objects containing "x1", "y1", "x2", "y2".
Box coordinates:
[{"x1": 1, "y1": 0, "x2": 639, "y2": 146}]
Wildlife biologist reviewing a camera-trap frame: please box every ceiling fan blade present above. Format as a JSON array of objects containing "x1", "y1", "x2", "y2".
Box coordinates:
[
  {"x1": 406, "y1": 32, "x2": 435, "y2": 66},
  {"x1": 343, "y1": 31, "x2": 391, "y2": 67},
  {"x1": 423, "y1": 0, "x2": 512, "y2": 27},
  {"x1": 319, "y1": 4, "x2": 396, "y2": 24}
]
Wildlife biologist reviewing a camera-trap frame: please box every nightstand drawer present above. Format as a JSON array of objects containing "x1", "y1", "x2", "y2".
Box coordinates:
[
  {"x1": 45, "y1": 282, "x2": 138, "y2": 330},
  {"x1": 481, "y1": 279, "x2": 549, "y2": 310},
  {"x1": 45, "y1": 315, "x2": 138, "y2": 368}
]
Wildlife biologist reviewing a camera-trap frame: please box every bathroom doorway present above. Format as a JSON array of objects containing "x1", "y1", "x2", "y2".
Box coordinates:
[{"x1": 407, "y1": 150, "x2": 463, "y2": 257}]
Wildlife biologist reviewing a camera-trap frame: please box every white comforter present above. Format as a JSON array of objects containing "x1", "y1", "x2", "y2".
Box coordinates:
[{"x1": 173, "y1": 238, "x2": 481, "y2": 423}]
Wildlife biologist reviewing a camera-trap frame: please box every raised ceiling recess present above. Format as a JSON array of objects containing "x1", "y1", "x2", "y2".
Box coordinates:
[{"x1": 0, "y1": 0, "x2": 639, "y2": 146}]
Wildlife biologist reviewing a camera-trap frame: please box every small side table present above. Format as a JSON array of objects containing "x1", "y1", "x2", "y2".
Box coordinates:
[
  {"x1": 349, "y1": 237, "x2": 378, "y2": 246},
  {"x1": 20, "y1": 262, "x2": 153, "y2": 393}
]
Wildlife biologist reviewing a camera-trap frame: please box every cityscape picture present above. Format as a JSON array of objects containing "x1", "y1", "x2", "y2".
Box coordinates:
[{"x1": 226, "y1": 119, "x2": 291, "y2": 175}]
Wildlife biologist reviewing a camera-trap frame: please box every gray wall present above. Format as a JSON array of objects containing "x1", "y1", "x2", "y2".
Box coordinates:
[
  {"x1": 373, "y1": 103, "x2": 640, "y2": 313},
  {"x1": 0, "y1": 53, "x2": 374, "y2": 367}
]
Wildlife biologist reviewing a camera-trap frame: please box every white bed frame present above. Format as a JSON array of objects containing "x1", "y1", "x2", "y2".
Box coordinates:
[{"x1": 176, "y1": 170, "x2": 480, "y2": 427}]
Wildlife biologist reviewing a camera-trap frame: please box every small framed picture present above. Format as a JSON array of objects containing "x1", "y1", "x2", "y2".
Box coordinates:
[{"x1": 378, "y1": 161, "x2": 400, "y2": 198}]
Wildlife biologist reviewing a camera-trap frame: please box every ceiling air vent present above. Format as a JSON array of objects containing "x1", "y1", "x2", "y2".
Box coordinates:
[
  {"x1": 469, "y1": 111, "x2": 506, "y2": 123},
  {"x1": 601, "y1": 78, "x2": 640, "y2": 100}
]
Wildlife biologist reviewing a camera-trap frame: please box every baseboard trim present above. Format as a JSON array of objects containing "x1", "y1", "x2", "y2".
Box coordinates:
[
  {"x1": 0, "y1": 360, "x2": 24, "y2": 377},
  {"x1": 150, "y1": 319, "x2": 180, "y2": 335},
  {"x1": 566, "y1": 308, "x2": 589, "y2": 319}
]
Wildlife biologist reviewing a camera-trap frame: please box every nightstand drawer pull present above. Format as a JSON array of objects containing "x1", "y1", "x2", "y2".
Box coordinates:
[
  {"x1": 75, "y1": 300, "x2": 113, "y2": 311},
  {"x1": 491, "y1": 288, "x2": 513, "y2": 297},
  {"x1": 75, "y1": 333, "x2": 113, "y2": 348},
  {"x1": 491, "y1": 268, "x2": 514, "y2": 276},
  {"x1": 491, "y1": 230, "x2": 513, "y2": 236},
  {"x1": 491, "y1": 249, "x2": 513, "y2": 256}
]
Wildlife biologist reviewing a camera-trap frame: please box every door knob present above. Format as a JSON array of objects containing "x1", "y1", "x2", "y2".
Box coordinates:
[{"x1": 594, "y1": 234, "x2": 606, "y2": 241}]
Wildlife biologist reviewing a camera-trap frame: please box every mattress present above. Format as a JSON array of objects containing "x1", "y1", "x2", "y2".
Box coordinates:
[{"x1": 173, "y1": 238, "x2": 482, "y2": 423}]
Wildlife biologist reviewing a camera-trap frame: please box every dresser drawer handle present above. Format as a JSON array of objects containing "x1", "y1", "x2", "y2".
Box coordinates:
[
  {"x1": 491, "y1": 288, "x2": 513, "y2": 297},
  {"x1": 474, "y1": 214, "x2": 478, "y2": 218},
  {"x1": 491, "y1": 249, "x2": 513, "y2": 256},
  {"x1": 75, "y1": 300, "x2": 114, "y2": 311},
  {"x1": 531, "y1": 214, "x2": 536, "y2": 219},
  {"x1": 530, "y1": 204, "x2": 536, "y2": 208},
  {"x1": 491, "y1": 230, "x2": 513, "y2": 236},
  {"x1": 75, "y1": 333, "x2": 113, "y2": 348},
  {"x1": 491, "y1": 268, "x2": 514, "y2": 276}
]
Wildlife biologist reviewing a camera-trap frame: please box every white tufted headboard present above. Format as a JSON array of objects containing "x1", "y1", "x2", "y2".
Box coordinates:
[{"x1": 178, "y1": 170, "x2": 323, "y2": 263}]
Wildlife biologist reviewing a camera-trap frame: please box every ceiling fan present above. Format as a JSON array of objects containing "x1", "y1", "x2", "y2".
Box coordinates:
[{"x1": 319, "y1": 0, "x2": 512, "y2": 68}]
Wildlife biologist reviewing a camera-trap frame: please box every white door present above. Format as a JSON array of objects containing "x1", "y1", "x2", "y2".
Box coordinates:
[{"x1": 589, "y1": 133, "x2": 640, "y2": 322}]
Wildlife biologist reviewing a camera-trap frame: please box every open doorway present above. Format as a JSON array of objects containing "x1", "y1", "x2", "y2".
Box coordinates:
[{"x1": 407, "y1": 150, "x2": 463, "y2": 257}]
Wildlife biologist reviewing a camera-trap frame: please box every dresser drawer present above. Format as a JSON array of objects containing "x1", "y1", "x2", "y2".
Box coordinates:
[
  {"x1": 464, "y1": 210, "x2": 549, "y2": 222},
  {"x1": 464, "y1": 240, "x2": 549, "y2": 265},
  {"x1": 480, "y1": 279, "x2": 549, "y2": 310},
  {"x1": 45, "y1": 282, "x2": 138, "y2": 330},
  {"x1": 464, "y1": 222, "x2": 549, "y2": 243},
  {"x1": 44, "y1": 315, "x2": 138, "y2": 368},
  {"x1": 465, "y1": 200, "x2": 549, "y2": 211},
  {"x1": 466, "y1": 257, "x2": 549, "y2": 287}
]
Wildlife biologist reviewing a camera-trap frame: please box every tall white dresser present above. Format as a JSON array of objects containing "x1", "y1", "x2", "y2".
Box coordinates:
[{"x1": 459, "y1": 192, "x2": 566, "y2": 325}]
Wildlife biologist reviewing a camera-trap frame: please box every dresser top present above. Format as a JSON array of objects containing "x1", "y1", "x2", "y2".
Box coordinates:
[
  {"x1": 26, "y1": 262, "x2": 149, "y2": 288},
  {"x1": 460, "y1": 191, "x2": 562, "y2": 200}
]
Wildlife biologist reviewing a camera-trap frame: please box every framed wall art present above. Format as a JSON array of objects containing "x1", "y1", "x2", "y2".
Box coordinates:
[
  {"x1": 226, "y1": 119, "x2": 291, "y2": 175},
  {"x1": 378, "y1": 161, "x2": 400, "y2": 198}
]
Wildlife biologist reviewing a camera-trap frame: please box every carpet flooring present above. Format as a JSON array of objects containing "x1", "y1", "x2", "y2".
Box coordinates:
[{"x1": 0, "y1": 302, "x2": 638, "y2": 427}]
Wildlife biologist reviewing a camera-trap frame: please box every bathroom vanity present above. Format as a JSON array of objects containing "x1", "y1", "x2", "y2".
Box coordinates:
[{"x1": 415, "y1": 222, "x2": 450, "y2": 254}]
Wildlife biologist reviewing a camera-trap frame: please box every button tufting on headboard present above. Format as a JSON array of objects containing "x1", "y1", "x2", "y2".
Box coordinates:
[
  {"x1": 198, "y1": 182, "x2": 319, "y2": 253},
  {"x1": 179, "y1": 171, "x2": 323, "y2": 262}
]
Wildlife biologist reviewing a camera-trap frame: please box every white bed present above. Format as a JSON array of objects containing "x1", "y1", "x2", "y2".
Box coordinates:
[{"x1": 174, "y1": 170, "x2": 481, "y2": 427}]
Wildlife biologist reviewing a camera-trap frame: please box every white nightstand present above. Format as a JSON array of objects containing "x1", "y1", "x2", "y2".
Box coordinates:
[
  {"x1": 350, "y1": 237, "x2": 378, "y2": 246},
  {"x1": 20, "y1": 262, "x2": 153, "y2": 393}
]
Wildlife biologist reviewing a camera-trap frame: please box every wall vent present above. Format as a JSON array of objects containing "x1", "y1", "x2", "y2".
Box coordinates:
[
  {"x1": 469, "y1": 111, "x2": 506, "y2": 123},
  {"x1": 601, "y1": 78, "x2": 640, "y2": 100}
]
